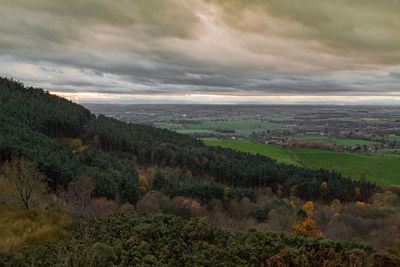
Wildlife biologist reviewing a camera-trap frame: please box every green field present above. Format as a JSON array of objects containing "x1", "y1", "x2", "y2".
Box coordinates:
[
  {"x1": 205, "y1": 140, "x2": 400, "y2": 186},
  {"x1": 204, "y1": 140, "x2": 300, "y2": 166},
  {"x1": 292, "y1": 148, "x2": 400, "y2": 186}
]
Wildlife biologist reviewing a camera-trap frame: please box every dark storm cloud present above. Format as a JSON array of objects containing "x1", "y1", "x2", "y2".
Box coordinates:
[{"x1": 0, "y1": 0, "x2": 399, "y2": 103}]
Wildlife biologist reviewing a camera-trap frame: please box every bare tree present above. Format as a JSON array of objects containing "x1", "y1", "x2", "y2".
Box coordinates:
[
  {"x1": 61, "y1": 175, "x2": 94, "y2": 207},
  {"x1": 1, "y1": 157, "x2": 46, "y2": 209},
  {"x1": 58, "y1": 175, "x2": 94, "y2": 218}
]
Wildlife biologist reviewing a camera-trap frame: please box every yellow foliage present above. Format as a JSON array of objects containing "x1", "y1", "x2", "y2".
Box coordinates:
[
  {"x1": 292, "y1": 217, "x2": 323, "y2": 237},
  {"x1": 70, "y1": 139, "x2": 82, "y2": 151},
  {"x1": 186, "y1": 170, "x2": 193, "y2": 177},
  {"x1": 355, "y1": 201, "x2": 367, "y2": 207},
  {"x1": 138, "y1": 175, "x2": 147, "y2": 184},
  {"x1": 302, "y1": 201, "x2": 314, "y2": 214},
  {"x1": 138, "y1": 175, "x2": 149, "y2": 195},
  {"x1": 289, "y1": 201, "x2": 296, "y2": 210}
]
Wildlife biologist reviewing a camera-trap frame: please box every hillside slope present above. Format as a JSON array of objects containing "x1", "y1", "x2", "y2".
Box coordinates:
[{"x1": 0, "y1": 77, "x2": 377, "y2": 202}]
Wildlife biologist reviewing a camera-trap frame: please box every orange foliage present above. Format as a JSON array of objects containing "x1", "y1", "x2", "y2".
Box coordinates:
[
  {"x1": 356, "y1": 201, "x2": 367, "y2": 207},
  {"x1": 302, "y1": 201, "x2": 314, "y2": 214},
  {"x1": 292, "y1": 217, "x2": 323, "y2": 237}
]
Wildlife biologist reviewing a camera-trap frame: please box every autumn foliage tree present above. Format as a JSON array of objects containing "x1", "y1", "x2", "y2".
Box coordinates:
[
  {"x1": 138, "y1": 175, "x2": 149, "y2": 195},
  {"x1": 70, "y1": 138, "x2": 82, "y2": 152},
  {"x1": 292, "y1": 217, "x2": 323, "y2": 237},
  {"x1": 302, "y1": 201, "x2": 315, "y2": 215}
]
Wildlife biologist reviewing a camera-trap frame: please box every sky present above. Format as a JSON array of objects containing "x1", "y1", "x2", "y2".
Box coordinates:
[{"x1": 1, "y1": 0, "x2": 400, "y2": 104}]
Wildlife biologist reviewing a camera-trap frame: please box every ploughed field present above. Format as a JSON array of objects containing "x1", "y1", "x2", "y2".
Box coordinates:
[{"x1": 205, "y1": 140, "x2": 400, "y2": 186}]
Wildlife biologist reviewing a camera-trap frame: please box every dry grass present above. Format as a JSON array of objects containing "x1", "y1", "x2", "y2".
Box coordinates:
[
  {"x1": 0, "y1": 177, "x2": 20, "y2": 209},
  {"x1": 0, "y1": 206, "x2": 70, "y2": 252}
]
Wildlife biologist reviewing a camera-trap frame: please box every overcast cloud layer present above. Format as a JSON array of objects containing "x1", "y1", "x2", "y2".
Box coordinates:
[{"x1": 1, "y1": 0, "x2": 400, "y2": 104}]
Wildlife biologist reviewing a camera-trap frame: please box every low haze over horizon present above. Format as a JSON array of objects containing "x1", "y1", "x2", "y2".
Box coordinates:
[{"x1": 1, "y1": 0, "x2": 400, "y2": 104}]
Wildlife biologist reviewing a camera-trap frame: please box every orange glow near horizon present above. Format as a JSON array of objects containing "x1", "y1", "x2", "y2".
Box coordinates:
[{"x1": 50, "y1": 91, "x2": 400, "y2": 104}]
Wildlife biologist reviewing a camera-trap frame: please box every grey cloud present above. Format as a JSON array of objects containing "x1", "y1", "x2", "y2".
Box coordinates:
[
  {"x1": 390, "y1": 73, "x2": 400, "y2": 79},
  {"x1": 0, "y1": 0, "x2": 200, "y2": 38},
  {"x1": 0, "y1": 0, "x2": 400, "y2": 103},
  {"x1": 208, "y1": 0, "x2": 400, "y2": 63}
]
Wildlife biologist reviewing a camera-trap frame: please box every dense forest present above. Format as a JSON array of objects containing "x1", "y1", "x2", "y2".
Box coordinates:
[{"x1": 1, "y1": 77, "x2": 399, "y2": 265}]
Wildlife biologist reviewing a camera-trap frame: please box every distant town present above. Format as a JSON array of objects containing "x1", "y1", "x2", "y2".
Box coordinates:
[{"x1": 85, "y1": 104, "x2": 400, "y2": 154}]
